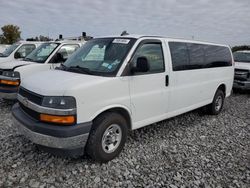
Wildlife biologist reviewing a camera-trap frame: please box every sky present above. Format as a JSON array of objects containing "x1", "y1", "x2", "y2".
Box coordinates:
[{"x1": 0, "y1": 0, "x2": 249, "y2": 46}]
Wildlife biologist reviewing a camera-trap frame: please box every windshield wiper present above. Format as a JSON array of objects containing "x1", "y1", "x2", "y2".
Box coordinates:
[
  {"x1": 67, "y1": 65, "x2": 94, "y2": 75},
  {"x1": 24, "y1": 57, "x2": 34, "y2": 62},
  {"x1": 0, "y1": 53, "x2": 7, "y2": 57},
  {"x1": 56, "y1": 63, "x2": 67, "y2": 70}
]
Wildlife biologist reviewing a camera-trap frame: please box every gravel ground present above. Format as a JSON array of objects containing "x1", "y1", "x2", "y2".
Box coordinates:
[{"x1": 0, "y1": 92, "x2": 249, "y2": 188}]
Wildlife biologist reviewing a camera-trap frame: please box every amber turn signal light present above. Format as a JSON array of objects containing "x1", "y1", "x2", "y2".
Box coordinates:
[
  {"x1": 40, "y1": 114, "x2": 75, "y2": 125},
  {"x1": 0, "y1": 79, "x2": 20, "y2": 86}
]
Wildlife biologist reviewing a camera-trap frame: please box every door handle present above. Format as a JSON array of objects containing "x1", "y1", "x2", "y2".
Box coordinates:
[{"x1": 165, "y1": 75, "x2": 169, "y2": 86}]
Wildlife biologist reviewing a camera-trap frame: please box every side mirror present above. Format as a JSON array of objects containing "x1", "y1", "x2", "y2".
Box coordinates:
[
  {"x1": 131, "y1": 57, "x2": 150, "y2": 74},
  {"x1": 14, "y1": 52, "x2": 21, "y2": 59},
  {"x1": 55, "y1": 53, "x2": 65, "y2": 63}
]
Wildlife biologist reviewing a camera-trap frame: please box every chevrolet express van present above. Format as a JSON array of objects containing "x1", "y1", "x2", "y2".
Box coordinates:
[
  {"x1": 0, "y1": 40, "x2": 84, "y2": 99},
  {"x1": 0, "y1": 41, "x2": 43, "y2": 63},
  {"x1": 12, "y1": 35, "x2": 234, "y2": 162},
  {"x1": 233, "y1": 50, "x2": 250, "y2": 90}
]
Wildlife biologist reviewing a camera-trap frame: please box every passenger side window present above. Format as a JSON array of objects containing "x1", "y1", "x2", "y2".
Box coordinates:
[
  {"x1": 14, "y1": 44, "x2": 36, "y2": 58},
  {"x1": 204, "y1": 45, "x2": 232, "y2": 67},
  {"x1": 187, "y1": 43, "x2": 205, "y2": 69},
  {"x1": 131, "y1": 43, "x2": 165, "y2": 74},
  {"x1": 169, "y1": 42, "x2": 189, "y2": 71},
  {"x1": 170, "y1": 42, "x2": 232, "y2": 71}
]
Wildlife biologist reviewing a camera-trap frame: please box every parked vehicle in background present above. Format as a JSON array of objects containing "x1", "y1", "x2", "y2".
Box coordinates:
[
  {"x1": 0, "y1": 41, "x2": 43, "y2": 63},
  {"x1": 0, "y1": 40, "x2": 84, "y2": 99},
  {"x1": 233, "y1": 50, "x2": 250, "y2": 90},
  {"x1": 12, "y1": 35, "x2": 234, "y2": 162},
  {"x1": 0, "y1": 45, "x2": 10, "y2": 53}
]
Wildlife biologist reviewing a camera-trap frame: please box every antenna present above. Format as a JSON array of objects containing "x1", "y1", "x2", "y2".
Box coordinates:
[{"x1": 121, "y1": 31, "x2": 129, "y2": 36}]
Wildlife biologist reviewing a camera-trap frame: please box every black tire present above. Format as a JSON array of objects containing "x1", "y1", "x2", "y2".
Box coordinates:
[
  {"x1": 204, "y1": 89, "x2": 225, "y2": 115},
  {"x1": 86, "y1": 112, "x2": 128, "y2": 163}
]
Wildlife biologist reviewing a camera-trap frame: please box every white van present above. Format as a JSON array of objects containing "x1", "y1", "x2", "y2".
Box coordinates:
[
  {"x1": 0, "y1": 41, "x2": 42, "y2": 63},
  {"x1": 0, "y1": 40, "x2": 84, "y2": 99},
  {"x1": 233, "y1": 50, "x2": 250, "y2": 90},
  {"x1": 12, "y1": 35, "x2": 234, "y2": 162}
]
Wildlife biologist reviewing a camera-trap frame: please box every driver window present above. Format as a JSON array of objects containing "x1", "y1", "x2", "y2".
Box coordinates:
[
  {"x1": 50, "y1": 44, "x2": 79, "y2": 63},
  {"x1": 130, "y1": 43, "x2": 165, "y2": 74},
  {"x1": 15, "y1": 44, "x2": 36, "y2": 58},
  {"x1": 58, "y1": 44, "x2": 79, "y2": 60}
]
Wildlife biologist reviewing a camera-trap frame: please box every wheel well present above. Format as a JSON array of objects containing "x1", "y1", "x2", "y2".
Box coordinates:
[
  {"x1": 94, "y1": 107, "x2": 132, "y2": 130},
  {"x1": 218, "y1": 84, "x2": 226, "y2": 96}
]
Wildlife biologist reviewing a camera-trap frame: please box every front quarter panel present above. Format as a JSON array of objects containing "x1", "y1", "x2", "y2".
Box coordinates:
[{"x1": 64, "y1": 76, "x2": 131, "y2": 125}]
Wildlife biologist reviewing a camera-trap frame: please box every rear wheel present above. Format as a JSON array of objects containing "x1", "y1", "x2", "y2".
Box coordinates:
[
  {"x1": 204, "y1": 89, "x2": 225, "y2": 115},
  {"x1": 86, "y1": 112, "x2": 128, "y2": 162}
]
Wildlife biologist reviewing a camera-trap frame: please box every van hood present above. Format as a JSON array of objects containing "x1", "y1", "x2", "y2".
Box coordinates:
[
  {"x1": 21, "y1": 70, "x2": 109, "y2": 96},
  {"x1": 235, "y1": 62, "x2": 250, "y2": 70},
  {"x1": 0, "y1": 57, "x2": 10, "y2": 63},
  {"x1": 0, "y1": 60, "x2": 34, "y2": 70}
]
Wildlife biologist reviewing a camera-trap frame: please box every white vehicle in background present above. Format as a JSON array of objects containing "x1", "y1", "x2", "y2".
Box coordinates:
[
  {"x1": 0, "y1": 41, "x2": 43, "y2": 63},
  {"x1": 12, "y1": 35, "x2": 234, "y2": 162},
  {"x1": 0, "y1": 45, "x2": 10, "y2": 53},
  {"x1": 0, "y1": 40, "x2": 84, "y2": 99},
  {"x1": 233, "y1": 50, "x2": 250, "y2": 90}
]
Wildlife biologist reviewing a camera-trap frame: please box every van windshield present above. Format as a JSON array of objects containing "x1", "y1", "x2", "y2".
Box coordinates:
[
  {"x1": 62, "y1": 38, "x2": 136, "y2": 76},
  {"x1": 0, "y1": 43, "x2": 20, "y2": 57},
  {"x1": 233, "y1": 52, "x2": 250, "y2": 63},
  {"x1": 24, "y1": 42, "x2": 59, "y2": 63}
]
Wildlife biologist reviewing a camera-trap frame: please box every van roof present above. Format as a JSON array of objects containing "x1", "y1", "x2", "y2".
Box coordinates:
[
  {"x1": 18, "y1": 41, "x2": 44, "y2": 44},
  {"x1": 18, "y1": 40, "x2": 84, "y2": 45},
  {"x1": 96, "y1": 34, "x2": 230, "y2": 47}
]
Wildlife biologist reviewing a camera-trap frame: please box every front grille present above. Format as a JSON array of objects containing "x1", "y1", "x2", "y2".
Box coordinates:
[
  {"x1": 19, "y1": 87, "x2": 43, "y2": 105},
  {"x1": 19, "y1": 102, "x2": 40, "y2": 121},
  {"x1": 0, "y1": 69, "x2": 3, "y2": 75},
  {"x1": 234, "y1": 69, "x2": 249, "y2": 81},
  {"x1": 235, "y1": 68, "x2": 249, "y2": 73}
]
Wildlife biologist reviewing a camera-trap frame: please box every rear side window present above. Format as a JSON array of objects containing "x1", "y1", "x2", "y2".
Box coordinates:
[
  {"x1": 204, "y1": 45, "x2": 232, "y2": 67},
  {"x1": 169, "y1": 42, "x2": 189, "y2": 71},
  {"x1": 169, "y1": 42, "x2": 232, "y2": 71}
]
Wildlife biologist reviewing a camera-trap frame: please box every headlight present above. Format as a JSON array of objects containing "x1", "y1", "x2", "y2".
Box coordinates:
[
  {"x1": 3, "y1": 71, "x2": 20, "y2": 78},
  {"x1": 42, "y1": 96, "x2": 76, "y2": 109}
]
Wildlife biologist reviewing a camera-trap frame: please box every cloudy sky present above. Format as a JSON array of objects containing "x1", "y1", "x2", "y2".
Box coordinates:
[{"x1": 0, "y1": 0, "x2": 249, "y2": 45}]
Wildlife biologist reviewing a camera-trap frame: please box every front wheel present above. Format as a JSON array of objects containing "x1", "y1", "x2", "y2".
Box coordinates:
[
  {"x1": 204, "y1": 89, "x2": 225, "y2": 115},
  {"x1": 86, "y1": 112, "x2": 128, "y2": 163}
]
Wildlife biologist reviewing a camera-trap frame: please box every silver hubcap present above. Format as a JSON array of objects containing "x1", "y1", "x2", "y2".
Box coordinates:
[
  {"x1": 215, "y1": 96, "x2": 223, "y2": 111},
  {"x1": 102, "y1": 124, "x2": 122, "y2": 153}
]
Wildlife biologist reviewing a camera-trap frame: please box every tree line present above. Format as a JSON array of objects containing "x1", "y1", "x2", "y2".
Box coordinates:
[
  {"x1": 0, "y1": 24, "x2": 52, "y2": 44},
  {"x1": 0, "y1": 24, "x2": 249, "y2": 52}
]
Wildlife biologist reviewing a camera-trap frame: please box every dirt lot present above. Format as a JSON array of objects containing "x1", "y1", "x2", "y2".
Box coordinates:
[{"x1": 0, "y1": 92, "x2": 249, "y2": 188}]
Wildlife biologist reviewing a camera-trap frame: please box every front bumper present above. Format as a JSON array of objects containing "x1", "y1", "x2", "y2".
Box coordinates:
[
  {"x1": 12, "y1": 103, "x2": 92, "y2": 156},
  {"x1": 233, "y1": 80, "x2": 250, "y2": 90},
  {"x1": 0, "y1": 86, "x2": 18, "y2": 99}
]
